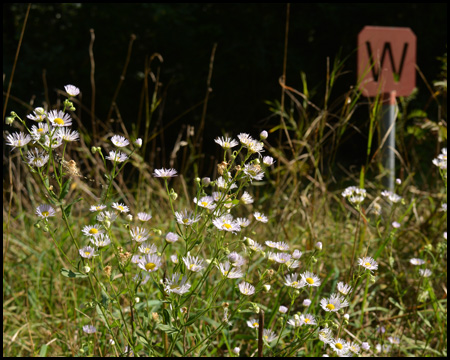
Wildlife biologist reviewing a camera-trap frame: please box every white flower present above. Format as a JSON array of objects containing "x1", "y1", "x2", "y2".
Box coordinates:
[
  {"x1": 164, "y1": 273, "x2": 191, "y2": 295},
  {"x1": 260, "y1": 130, "x2": 268, "y2": 140},
  {"x1": 175, "y1": 209, "x2": 201, "y2": 226},
  {"x1": 381, "y1": 190, "x2": 402, "y2": 203},
  {"x1": 263, "y1": 329, "x2": 277, "y2": 342},
  {"x1": 342, "y1": 186, "x2": 367, "y2": 205},
  {"x1": 153, "y1": 168, "x2": 178, "y2": 178},
  {"x1": 165, "y1": 232, "x2": 179, "y2": 243},
  {"x1": 432, "y1": 148, "x2": 447, "y2": 170},
  {"x1": 279, "y1": 305, "x2": 288, "y2": 313},
  {"x1": 82, "y1": 325, "x2": 96, "y2": 334},
  {"x1": 138, "y1": 243, "x2": 157, "y2": 254},
  {"x1": 97, "y1": 211, "x2": 118, "y2": 223},
  {"x1": 27, "y1": 108, "x2": 47, "y2": 122},
  {"x1": 272, "y1": 252, "x2": 292, "y2": 264},
  {"x1": 82, "y1": 224, "x2": 104, "y2": 237},
  {"x1": 56, "y1": 127, "x2": 80, "y2": 142},
  {"x1": 64, "y1": 84, "x2": 80, "y2": 97},
  {"x1": 170, "y1": 254, "x2": 179, "y2": 264},
  {"x1": 105, "y1": 150, "x2": 128, "y2": 163},
  {"x1": 303, "y1": 298, "x2": 311, "y2": 307},
  {"x1": 26, "y1": 148, "x2": 50, "y2": 167},
  {"x1": 138, "y1": 253, "x2": 162, "y2": 272},
  {"x1": 47, "y1": 110, "x2": 72, "y2": 127},
  {"x1": 238, "y1": 281, "x2": 255, "y2": 296},
  {"x1": 392, "y1": 221, "x2": 401, "y2": 228},
  {"x1": 213, "y1": 214, "x2": 241, "y2": 233},
  {"x1": 137, "y1": 212, "x2": 152, "y2": 221},
  {"x1": 262, "y1": 156, "x2": 275, "y2": 166},
  {"x1": 228, "y1": 252, "x2": 246, "y2": 267},
  {"x1": 133, "y1": 272, "x2": 150, "y2": 285},
  {"x1": 232, "y1": 347, "x2": 240, "y2": 355},
  {"x1": 236, "y1": 217, "x2": 251, "y2": 227},
  {"x1": 6, "y1": 132, "x2": 32, "y2": 150},
  {"x1": 183, "y1": 255, "x2": 204, "y2": 272},
  {"x1": 301, "y1": 271, "x2": 321, "y2": 287},
  {"x1": 284, "y1": 273, "x2": 306, "y2": 289},
  {"x1": 79, "y1": 246, "x2": 97, "y2": 259},
  {"x1": 320, "y1": 293, "x2": 349, "y2": 312},
  {"x1": 387, "y1": 336, "x2": 400, "y2": 345},
  {"x1": 36, "y1": 204, "x2": 56, "y2": 219},
  {"x1": 409, "y1": 258, "x2": 425, "y2": 265},
  {"x1": 361, "y1": 342, "x2": 370, "y2": 351},
  {"x1": 112, "y1": 202, "x2": 130, "y2": 213},
  {"x1": 318, "y1": 327, "x2": 333, "y2": 344},
  {"x1": 240, "y1": 191, "x2": 254, "y2": 204},
  {"x1": 89, "y1": 204, "x2": 106, "y2": 212},
  {"x1": 215, "y1": 176, "x2": 237, "y2": 191},
  {"x1": 419, "y1": 268, "x2": 432, "y2": 277},
  {"x1": 43, "y1": 134, "x2": 63, "y2": 149},
  {"x1": 111, "y1": 135, "x2": 130, "y2": 147},
  {"x1": 348, "y1": 341, "x2": 361, "y2": 354},
  {"x1": 130, "y1": 227, "x2": 150, "y2": 242},
  {"x1": 358, "y1": 256, "x2": 378, "y2": 272},
  {"x1": 217, "y1": 261, "x2": 244, "y2": 279},
  {"x1": 134, "y1": 138, "x2": 142, "y2": 147},
  {"x1": 329, "y1": 338, "x2": 350, "y2": 356},
  {"x1": 90, "y1": 234, "x2": 111, "y2": 247},
  {"x1": 300, "y1": 313, "x2": 316, "y2": 325},
  {"x1": 247, "y1": 318, "x2": 259, "y2": 328},
  {"x1": 292, "y1": 249, "x2": 302, "y2": 259},
  {"x1": 194, "y1": 196, "x2": 216, "y2": 210},
  {"x1": 337, "y1": 282, "x2": 352, "y2": 295},
  {"x1": 214, "y1": 136, "x2": 239, "y2": 150},
  {"x1": 253, "y1": 212, "x2": 268, "y2": 223},
  {"x1": 243, "y1": 163, "x2": 265, "y2": 181},
  {"x1": 30, "y1": 123, "x2": 50, "y2": 141},
  {"x1": 287, "y1": 314, "x2": 302, "y2": 327}
]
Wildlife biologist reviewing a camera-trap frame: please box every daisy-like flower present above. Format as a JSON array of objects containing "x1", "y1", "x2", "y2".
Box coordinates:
[
  {"x1": 164, "y1": 273, "x2": 191, "y2": 295},
  {"x1": 247, "y1": 319, "x2": 260, "y2": 328},
  {"x1": 153, "y1": 168, "x2": 178, "y2": 178},
  {"x1": 90, "y1": 233, "x2": 111, "y2": 247},
  {"x1": 43, "y1": 134, "x2": 63, "y2": 149},
  {"x1": 387, "y1": 336, "x2": 400, "y2": 345},
  {"x1": 138, "y1": 243, "x2": 157, "y2": 254},
  {"x1": 318, "y1": 327, "x2": 334, "y2": 344},
  {"x1": 341, "y1": 186, "x2": 367, "y2": 205},
  {"x1": 130, "y1": 226, "x2": 150, "y2": 242},
  {"x1": 266, "y1": 241, "x2": 279, "y2": 249},
  {"x1": 213, "y1": 214, "x2": 241, "y2": 233},
  {"x1": 170, "y1": 254, "x2": 179, "y2": 264},
  {"x1": 64, "y1": 84, "x2": 80, "y2": 97},
  {"x1": 82, "y1": 224, "x2": 104, "y2": 237},
  {"x1": 90, "y1": 204, "x2": 106, "y2": 212},
  {"x1": 392, "y1": 221, "x2": 401, "y2": 228},
  {"x1": 299, "y1": 313, "x2": 317, "y2": 326},
  {"x1": 432, "y1": 148, "x2": 447, "y2": 170},
  {"x1": 138, "y1": 253, "x2": 162, "y2": 273},
  {"x1": 240, "y1": 191, "x2": 254, "y2": 205},
  {"x1": 287, "y1": 314, "x2": 302, "y2": 327},
  {"x1": 303, "y1": 299, "x2": 312, "y2": 306},
  {"x1": 105, "y1": 150, "x2": 128, "y2": 163},
  {"x1": 217, "y1": 261, "x2": 244, "y2": 279},
  {"x1": 133, "y1": 272, "x2": 150, "y2": 285},
  {"x1": 381, "y1": 190, "x2": 402, "y2": 203},
  {"x1": 82, "y1": 325, "x2": 96, "y2": 334},
  {"x1": 358, "y1": 256, "x2": 378, "y2": 272},
  {"x1": 262, "y1": 329, "x2": 277, "y2": 342},
  {"x1": 194, "y1": 196, "x2": 216, "y2": 210},
  {"x1": 111, "y1": 135, "x2": 130, "y2": 147},
  {"x1": 79, "y1": 246, "x2": 97, "y2": 259},
  {"x1": 279, "y1": 306, "x2": 288, "y2": 314},
  {"x1": 263, "y1": 156, "x2": 275, "y2": 166},
  {"x1": 215, "y1": 176, "x2": 237, "y2": 191},
  {"x1": 97, "y1": 211, "x2": 118, "y2": 223},
  {"x1": 419, "y1": 268, "x2": 432, "y2": 277},
  {"x1": 284, "y1": 273, "x2": 306, "y2": 289},
  {"x1": 266, "y1": 241, "x2": 290, "y2": 251},
  {"x1": 238, "y1": 281, "x2": 255, "y2": 296},
  {"x1": 245, "y1": 237, "x2": 265, "y2": 252},
  {"x1": 410, "y1": 258, "x2": 425, "y2": 266},
  {"x1": 26, "y1": 148, "x2": 50, "y2": 168},
  {"x1": 272, "y1": 252, "x2": 292, "y2": 264},
  {"x1": 236, "y1": 217, "x2": 251, "y2": 228},
  {"x1": 301, "y1": 271, "x2": 321, "y2": 287},
  {"x1": 243, "y1": 163, "x2": 265, "y2": 181},
  {"x1": 228, "y1": 252, "x2": 246, "y2": 267},
  {"x1": 36, "y1": 204, "x2": 56, "y2": 219},
  {"x1": 6, "y1": 132, "x2": 32, "y2": 150},
  {"x1": 320, "y1": 293, "x2": 349, "y2": 312},
  {"x1": 337, "y1": 281, "x2": 352, "y2": 295},
  {"x1": 214, "y1": 136, "x2": 239, "y2": 150},
  {"x1": 175, "y1": 209, "x2": 201, "y2": 226},
  {"x1": 329, "y1": 338, "x2": 350, "y2": 356},
  {"x1": 30, "y1": 123, "x2": 50, "y2": 141},
  {"x1": 348, "y1": 341, "x2": 361, "y2": 354},
  {"x1": 112, "y1": 202, "x2": 130, "y2": 213},
  {"x1": 183, "y1": 254, "x2": 204, "y2": 272},
  {"x1": 292, "y1": 249, "x2": 302, "y2": 259},
  {"x1": 237, "y1": 133, "x2": 253, "y2": 146},
  {"x1": 254, "y1": 212, "x2": 268, "y2": 223},
  {"x1": 131, "y1": 254, "x2": 144, "y2": 264},
  {"x1": 137, "y1": 212, "x2": 152, "y2": 221},
  {"x1": 361, "y1": 342, "x2": 370, "y2": 351},
  {"x1": 47, "y1": 110, "x2": 72, "y2": 127},
  {"x1": 165, "y1": 232, "x2": 179, "y2": 243},
  {"x1": 27, "y1": 107, "x2": 46, "y2": 122},
  {"x1": 56, "y1": 127, "x2": 80, "y2": 142}
]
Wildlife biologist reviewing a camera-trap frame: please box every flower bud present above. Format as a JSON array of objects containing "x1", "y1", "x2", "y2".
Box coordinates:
[
  {"x1": 126, "y1": 214, "x2": 133, "y2": 222},
  {"x1": 135, "y1": 297, "x2": 140, "y2": 303},
  {"x1": 343, "y1": 313, "x2": 350, "y2": 320},
  {"x1": 34, "y1": 107, "x2": 45, "y2": 116},
  {"x1": 232, "y1": 347, "x2": 240, "y2": 355},
  {"x1": 260, "y1": 130, "x2": 268, "y2": 140},
  {"x1": 361, "y1": 342, "x2": 370, "y2": 351},
  {"x1": 315, "y1": 241, "x2": 323, "y2": 250},
  {"x1": 69, "y1": 106, "x2": 76, "y2": 111},
  {"x1": 202, "y1": 177, "x2": 211, "y2": 187},
  {"x1": 279, "y1": 305, "x2": 288, "y2": 314},
  {"x1": 263, "y1": 284, "x2": 271, "y2": 292},
  {"x1": 5, "y1": 116, "x2": 14, "y2": 125},
  {"x1": 83, "y1": 265, "x2": 91, "y2": 273},
  {"x1": 91, "y1": 146, "x2": 98, "y2": 154},
  {"x1": 303, "y1": 299, "x2": 311, "y2": 307},
  {"x1": 169, "y1": 189, "x2": 178, "y2": 201},
  {"x1": 134, "y1": 138, "x2": 142, "y2": 148}
]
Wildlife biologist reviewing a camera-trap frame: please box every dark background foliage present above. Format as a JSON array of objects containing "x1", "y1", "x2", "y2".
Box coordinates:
[{"x1": 3, "y1": 3, "x2": 447, "y2": 170}]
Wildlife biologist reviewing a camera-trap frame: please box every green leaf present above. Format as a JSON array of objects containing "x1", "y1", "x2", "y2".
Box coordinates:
[
  {"x1": 59, "y1": 178, "x2": 72, "y2": 200},
  {"x1": 60, "y1": 268, "x2": 88, "y2": 278},
  {"x1": 38, "y1": 344, "x2": 48, "y2": 357},
  {"x1": 156, "y1": 323, "x2": 180, "y2": 335}
]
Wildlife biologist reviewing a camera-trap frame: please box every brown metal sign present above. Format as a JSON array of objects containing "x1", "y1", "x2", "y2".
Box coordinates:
[{"x1": 357, "y1": 26, "x2": 416, "y2": 97}]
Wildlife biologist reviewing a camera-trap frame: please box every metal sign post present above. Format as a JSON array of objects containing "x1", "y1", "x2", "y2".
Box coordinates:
[{"x1": 357, "y1": 26, "x2": 416, "y2": 191}]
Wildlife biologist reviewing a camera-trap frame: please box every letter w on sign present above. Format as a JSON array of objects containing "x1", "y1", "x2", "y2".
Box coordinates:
[{"x1": 357, "y1": 26, "x2": 416, "y2": 97}]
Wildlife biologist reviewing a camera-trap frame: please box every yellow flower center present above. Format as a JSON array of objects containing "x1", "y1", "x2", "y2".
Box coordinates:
[
  {"x1": 89, "y1": 228, "x2": 98, "y2": 234},
  {"x1": 42, "y1": 211, "x2": 49, "y2": 217},
  {"x1": 306, "y1": 277, "x2": 314, "y2": 284},
  {"x1": 38, "y1": 128, "x2": 44, "y2": 133},
  {"x1": 189, "y1": 264, "x2": 195, "y2": 270},
  {"x1": 292, "y1": 281, "x2": 298, "y2": 286},
  {"x1": 145, "y1": 247, "x2": 150, "y2": 252},
  {"x1": 304, "y1": 318, "x2": 310, "y2": 323},
  {"x1": 85, "y1": 251, "x2": 91, "y2": 256},
  {"x1": 253, "y1": 322, "x2": 259, "y2": 327},
  {"x1": 326, "y1": 303, "x2": 335, "y2": 310},
  {"x1": 145, "y1": 262, "x2": 156, "y2": 271},
  {"x1": 183, "y1": 218, "x2": 189, "y2": 224},
  {"x1": 201, "y1": 201, "x2": 208, "y2": 207},
  {"x1": 54, "y1": 117, "x2": 65, "y2": 125},
  {"x1": 18, "y1": 140, "x2": 21, "y2": 146},
  {"x1": 117, "y1": 205, "x2": 124, "y2": 211},
  {"x1": 137, "y1": 235, "x2": 142, "y2": 240},
  {"x1": 336, "y1": 343, "x2": 343, "y2": 350},
  {"x1": 223, "y1": 223, "x2": 232, "y2": 230},
  {"x1": 365, "y1": 262, "x2": 371, "y2": 267}
]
